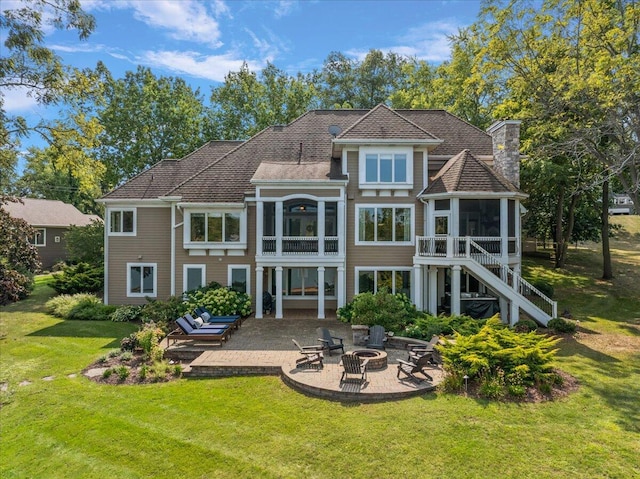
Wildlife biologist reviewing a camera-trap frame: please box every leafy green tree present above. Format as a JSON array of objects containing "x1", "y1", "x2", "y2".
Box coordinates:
[
  {"x1": 208, "y1": 62, "x2": 317, "y2": 140},
  {"x1": 1, "y1": 0, "x2": 95, "y2": 186},
  {"x1": 65, "y1": 219, "x2": 104, "y2": 264},
  {"x1": 95, "y1": 66, "x2": 207, "y2": 187},
  {"x1": 0, "y1": 197, "x2": 41, "y2": 304},
  {"x1": 474, "y1": 0, "x2": 639, "y2": 275},
  {"x1": 318, "y1": 49, "x2": 409, "y2": 109}
]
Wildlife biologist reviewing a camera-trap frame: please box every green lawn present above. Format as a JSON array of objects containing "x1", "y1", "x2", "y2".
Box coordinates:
[{"x1": 1, "y1": 220, "x2": 639, "y2": 478}]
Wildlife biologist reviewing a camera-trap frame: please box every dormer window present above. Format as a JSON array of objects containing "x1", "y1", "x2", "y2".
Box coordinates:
[{"x1": 359, "y1": 146, "x2": 413, "y2": 189}]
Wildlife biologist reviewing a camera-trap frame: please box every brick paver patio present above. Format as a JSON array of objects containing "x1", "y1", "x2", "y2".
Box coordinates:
[{"x1": 166, "y1": 315, "x2": 444, "y2": 401}]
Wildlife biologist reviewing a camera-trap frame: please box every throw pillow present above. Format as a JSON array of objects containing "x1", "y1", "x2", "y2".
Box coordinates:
[{"x1": 194, "y1": 317, "x2": 204, "y2": 329}]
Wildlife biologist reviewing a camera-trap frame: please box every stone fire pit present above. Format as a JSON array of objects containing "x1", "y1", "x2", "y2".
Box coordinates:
[{"x1": 349, "y1": 349, "x2": 388, "y2": 370}]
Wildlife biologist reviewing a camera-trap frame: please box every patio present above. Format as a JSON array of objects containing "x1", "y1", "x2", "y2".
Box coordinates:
[{"x1": 165, "y1": 314, "x2": 444, "y2": 401}]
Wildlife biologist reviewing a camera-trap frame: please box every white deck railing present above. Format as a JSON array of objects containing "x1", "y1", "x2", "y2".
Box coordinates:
[{"x1": 261, "y1": 236, "x2": 339, "y2": 256}]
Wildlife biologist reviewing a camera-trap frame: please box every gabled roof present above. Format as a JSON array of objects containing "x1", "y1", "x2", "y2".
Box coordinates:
[
  {"x1": 419, "y1": 149, "x2": 520, "y2": 196},
  {"x1": 102, "y1": 107, "x2": 498, "y2": 203},
  {"x1": 3, "y1": 198, "x2": 100, "y2": 227},
  {"x1": 337, "y1": 104, "x2": 440, "y2": 142},
  {"x1": 102, "y1": 141, "x2": 243, "y2": 200}
]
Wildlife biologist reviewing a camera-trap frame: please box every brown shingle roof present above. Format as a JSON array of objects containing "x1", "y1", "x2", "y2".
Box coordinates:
[
  {"x1": 420, "y1": 149, "x2": 520, "y2": 195},
  {"x1": 252, "y1": 162, "x2": 332, "y2": 182},
  {"x1": 338, "y1": 104, "x2": 440, "y2": 141},
  {"x1": 103, "y1": 108, "x2": 500, "y2": 203},
  {"x1": 102, "y1": 141, "x2": 243, "y2": 199},
  {"x1": 3, "y1": 198, "x2": 100, "y2": 227}
]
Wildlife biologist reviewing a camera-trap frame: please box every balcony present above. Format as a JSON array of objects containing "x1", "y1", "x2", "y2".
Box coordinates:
[
  {"x1": 261, "y1": 236, "x2": 340, "y2": 256},
  {"x1": 416, "y1": 236, "x2": 519, "y2": 258}
]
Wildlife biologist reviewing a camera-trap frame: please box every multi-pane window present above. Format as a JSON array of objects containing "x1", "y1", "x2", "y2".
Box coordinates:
[
  {"x1": 31, "y1": 228, "x2": 46, "y2": 246},
  {"x1": 109, "y1": 209, "x2": 135, "y2": 235},
  {"x1": 190, "y1": 212, "x2": 241, "y2": 243},
  {"x1": 359, "y1": 147, "x2": 412, "y2": 187},
  {"x1": 357, "y1": 269, "x2": 412, "y2": 298},
  {"x1": 272, "y1": 268, "x2": 337, "y2": 297},
  {"x1": 365, "y1": 153, "x2": 407, "y2": 183},
  {"x1": 127, "y1": 263, "x2": 156, "y2": 297},
  {"x1": 357, "y1": 206, "x2": 412, "y2": 243}
]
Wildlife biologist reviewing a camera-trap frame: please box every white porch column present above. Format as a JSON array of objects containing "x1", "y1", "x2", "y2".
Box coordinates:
[
  {"x1": 413, "y1": 264, "x2": 422, "y2": 310},
  {"x1": 317, "y1": 266, "x2": 325, "y2": 319},
  {"x1": 500, "y1": 197, "x2": 509, "y2": 262},
  {"x1": 318, "y1": 201, "x2": 325, "y2": 255},
  {"x1": 451, "y1": 265, "x2": 462, "y2": 315},
  {"x1": 275, "y1": 266, "x2": 283, "y2": 319},
  {"x1": 428, "y1": 266, "x2": 438, "y2": 315},
  {"x1": 256, "y1": 201, "x2": 264, "y2": 255},
  {"x1": 255, "y1": 266, "x2": 264, "y2": 318},
  {"x1": 450, "y1": 198, "x2": 460, "y2": 237},
  {"x1": 337, "y1": 198, "x2": 345, "y2": 256},
  {"x1": 515, "y1": 199, "x2": 521, "y2": 258},
  {"x1": 276, "y1": 201, "x2": 283, "y2": 256},
  {"x1": 337, "y1": 265, "x2": 346, "y2": 308},
  {"x1": 499, "y1": 297, "x2": 509, "y2": 324},
  {"x1": 509, "y1": 300, "x2": 519, "y2": 326}
]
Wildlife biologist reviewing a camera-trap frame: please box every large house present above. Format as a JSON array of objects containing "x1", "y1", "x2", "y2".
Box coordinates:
[
  {"x1": 3, "y1": 198, "x2": 101, "y2": 269},
  {"x1": 98, "y1": 105, "x2": 557, "y2": 325}
]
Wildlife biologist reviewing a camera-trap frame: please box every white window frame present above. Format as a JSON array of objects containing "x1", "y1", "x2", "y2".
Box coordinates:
[
  {"x1": 184, "y1": 209, "x2": 247, "y2": 249},
  {"x1": 183, "y1": 264, "x2": 206, "y2": 293},
  {"x1": 358, "y1": 146, "x2": 413, "y2": 189},
  {"x1": 278, "y1": 267, "x2": 337, "y2": 299},
  {"x1": 228, "y1": 265, "x2": 251, "y2": 295},
  {"x1": 31, "y1": 228, "x2": 46, "y2": 246},
  {"x1": 355, "y1": 204, "x2": 414, "y2": 245},
  {"x1": 126, "y1": 263, "x2": 157, "y2": 298},
  {"x1": 354, "y1": 267, "x2": 413, "y2": 299},
  {"x1": 108, "y1": 208, "x2": 136, "y2": 236}
]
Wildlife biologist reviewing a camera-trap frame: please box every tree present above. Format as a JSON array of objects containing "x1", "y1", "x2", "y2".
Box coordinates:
[
  {"x1": 64, "y1": 219, "x2": 104, "y2": 264},
  {"x1": 0, "y1": 197, "x2": 41, "y2": 305},
  {"x1": 95, "y1": 66, "x2": 207, "y2": 187},
  {"x1": 208, "y1": 62, "x2": 318, "y2": 140},
  {"x1": 474, "y1": 0, "x2": 640, "y2": 275},
  {"x1": 1, "y1": 0, "x2": 95, "y2": 180},
  {"x1": 318, "y1": 50, "x2": 409, "y2": 109}
]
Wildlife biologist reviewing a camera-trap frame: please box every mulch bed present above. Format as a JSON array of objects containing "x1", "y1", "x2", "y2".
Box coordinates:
[
  {"x1": 83, "y1": 352, "x2": 184, "y2": 385},
  {"x1": 455, "y1": 368, "x2": 579, "y2": 403}
]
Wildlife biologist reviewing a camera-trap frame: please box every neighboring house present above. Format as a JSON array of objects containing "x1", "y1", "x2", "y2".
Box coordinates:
[
  {"x1": 98, "y1": 105, "x2": 557, "y2": 325},
  {"x1": 3, "y1": 198, "x2": 101, "y2": 270},
  {"x1": 609, "y1": 194, "x2": 635, "y2": 215}
]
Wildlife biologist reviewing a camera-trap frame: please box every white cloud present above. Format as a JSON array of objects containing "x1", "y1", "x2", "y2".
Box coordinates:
[
  {"x1": 397, "y1": 20, "x2": 463, "y2": 62},
  {"x1": 274, "y1": 1, "x2": 297, "y2": 19},
  {"x1": 139, "y1": 50, "x2": 264, "y2": 82},
  {"x1": 128, "y1": 0, "x2": 224, "y2": 47},
  {"x1": 244, "y1": 27, "x2": 288, "y2": 63},
  {"x1": 1, "y1": 87, "x2": 41, "y2": 113}
]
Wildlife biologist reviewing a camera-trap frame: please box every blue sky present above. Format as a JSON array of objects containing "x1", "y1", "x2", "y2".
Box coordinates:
[{"x1": 3, "y1": 0, "x2": 482, "y2": 148}]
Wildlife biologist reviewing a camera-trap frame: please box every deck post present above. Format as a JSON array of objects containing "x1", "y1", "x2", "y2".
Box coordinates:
[{"x1": 275, "y1": 266, "x2": 283, "y2": 319}]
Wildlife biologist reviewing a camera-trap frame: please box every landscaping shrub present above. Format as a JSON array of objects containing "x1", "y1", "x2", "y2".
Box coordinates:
[
  {"x1": 51, "y1": 262, "x2": 104, "y2": 295},
  {"x1": 513, "y1": 319, "x2": 538, "y2": 333},
  {"x1": 0, "y1": 265, "x2": 33, "y2": 305},
  {"x1": 140, "y1": 296, "x2": 187, "y2": 330},
  {"x1": 110, "y1": 305, "x2": 142, "y2": 322},
  {"x1": 403, "y1": 313, "x2": 485, "y2": 339},
  {"x1": 183, "y1": 286, "x2": 252, "y2": 317},
  {"x1": 135, "y1": 323, "x2": 165, "y2": 362},
  {"x1": 547, "y1": 317, "x2": 577, "y2": 334},
  {"x1": 438, "y1": 317, "x2": 561, "y2": 399},
  {"x1": 45, "y1": 293, "x2": 116, "y2": 320},
  {"x1": 120, "y1": 333, "x2": 138, "y2": 352},
  {"x1": 337, "y1": 290, "x2": 416, "y2": 332},
  {"x1": 530, "y1": 279, "x2": 554, "y2": 299}
]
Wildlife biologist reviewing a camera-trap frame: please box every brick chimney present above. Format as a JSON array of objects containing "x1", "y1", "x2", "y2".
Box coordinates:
[{"x1": 487, "y1": 120, "x2": 521, "y2": 188}]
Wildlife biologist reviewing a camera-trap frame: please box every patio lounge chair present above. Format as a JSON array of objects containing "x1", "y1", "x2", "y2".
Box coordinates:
[
  {"x1": 292, "y1": 339, "x2": 324, "y2": 369},
  {"x1": 182, "y1": 314, "x2": 231, "y2": 331},
  {"x1": 166, "y1": 317, "x2": 231, "y2": 346},
  {"x1": 408, "y1": 335, "x2": 440, "y2": 362},
  {"x1": 193, "y1": 308, "x2": 243, "y2": 328},
  {"x1": 397, "y1": 354, "x2": 434, "y2": 383},
  {"x1": 366, "y1": 325, "x2": 387, "y2": 350},
  {"x1": 340, "y1": 353, "x2": 369, "y2": 384},
  {"x1": 316, "y1": 327, "x2": 345, "y2": 356}
]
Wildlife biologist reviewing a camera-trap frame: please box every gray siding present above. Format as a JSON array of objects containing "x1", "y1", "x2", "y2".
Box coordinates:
[{"x1": 37, "y1": 227, "x2": 69, "y2": 270}]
